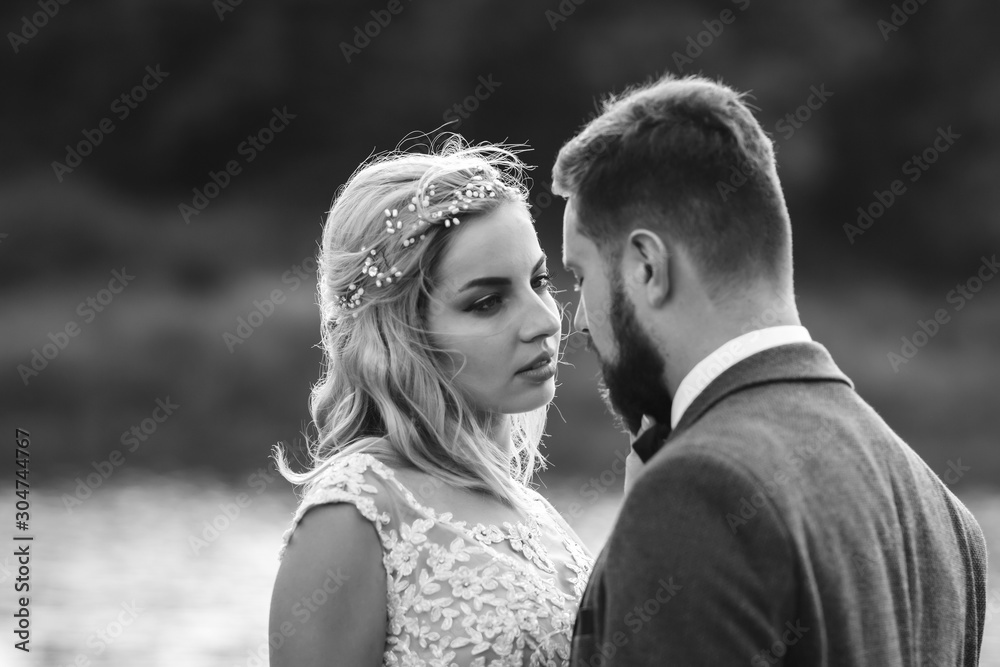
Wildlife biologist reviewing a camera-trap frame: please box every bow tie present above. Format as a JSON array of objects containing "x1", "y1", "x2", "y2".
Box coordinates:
[{"x1": 630, "y1": 421, "x2": 673, "y2": 464}]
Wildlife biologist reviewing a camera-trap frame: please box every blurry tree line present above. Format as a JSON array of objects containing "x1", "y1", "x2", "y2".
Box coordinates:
[{"x1": 1, "y1": 0, "x2": 998, "y2": 487}]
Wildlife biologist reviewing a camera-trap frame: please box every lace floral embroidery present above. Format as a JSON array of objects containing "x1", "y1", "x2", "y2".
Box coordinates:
[
  {"x1": 278, "y1": 452, "x2": 595, "y2": 666},
  {"x1": 469, "y1": 521, "x2": 556, "y2": 574}
]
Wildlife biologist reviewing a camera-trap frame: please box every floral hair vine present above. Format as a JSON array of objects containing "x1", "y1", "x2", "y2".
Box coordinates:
[
  {"x1": 336, "y1": 247, "x2": 401, "y2": 314},
  {"x1": 335, "y1": 171, "x2": 508, "y2": 318},
  {"x1": 399, "y1": 173, "x2": 501, "y2": 247}
]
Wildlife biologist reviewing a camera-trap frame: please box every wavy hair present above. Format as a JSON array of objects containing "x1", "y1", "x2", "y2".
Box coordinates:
[{"x1": 272, "y1": 135, "x2": 552, "y2": 515}]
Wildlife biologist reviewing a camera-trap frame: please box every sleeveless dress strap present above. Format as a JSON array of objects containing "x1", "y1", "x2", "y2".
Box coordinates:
[{"x1": 277, "y1": 453, "x2": 395, "y2": 561}]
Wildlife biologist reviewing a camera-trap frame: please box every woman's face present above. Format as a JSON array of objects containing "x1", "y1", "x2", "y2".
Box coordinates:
[{"x1": 425, "y1": 202, "x2": 561, "y2": 415}]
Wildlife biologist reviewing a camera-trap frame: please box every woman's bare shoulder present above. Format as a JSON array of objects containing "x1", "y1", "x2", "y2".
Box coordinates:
[
  {"x1": 270, "y1": 503, "x2": 387, "y2": 666},
  {"x1": 286, "y1": 500, "x2": 383, "y2": 562}
]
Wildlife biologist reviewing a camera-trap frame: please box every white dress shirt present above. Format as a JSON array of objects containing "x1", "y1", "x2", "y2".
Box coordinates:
[{"x1": 623, "y1": 325, "x2": 812, "y2": 494}]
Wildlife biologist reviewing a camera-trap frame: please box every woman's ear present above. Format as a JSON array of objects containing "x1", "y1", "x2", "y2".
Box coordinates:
[{"x1": 625, "y1": 229, "x2": 670, "y2": 307}]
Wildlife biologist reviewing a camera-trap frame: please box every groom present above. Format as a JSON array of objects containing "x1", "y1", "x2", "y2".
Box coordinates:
[{"x1": 554, "y1": 73, "x2": 988, "y2": 665}]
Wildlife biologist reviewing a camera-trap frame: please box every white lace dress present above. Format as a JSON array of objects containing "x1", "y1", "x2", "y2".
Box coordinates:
[{"x1": 277, "y1": 452, "x2": 594, "y2": 666}]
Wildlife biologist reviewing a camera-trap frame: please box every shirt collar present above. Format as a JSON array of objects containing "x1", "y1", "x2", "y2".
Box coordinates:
[{"x1": 670, "y1": 325, "x2": 812, "y2": 429}]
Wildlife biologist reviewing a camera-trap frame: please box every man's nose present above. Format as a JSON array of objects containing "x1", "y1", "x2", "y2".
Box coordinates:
[{"x1": 573, "y1": 295, "x2": 588, "y2": 334}]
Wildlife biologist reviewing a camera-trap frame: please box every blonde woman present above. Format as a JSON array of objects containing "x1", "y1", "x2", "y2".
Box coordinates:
[{"x1": 269, "y1": 137, "x2": 594, "y2": 666}]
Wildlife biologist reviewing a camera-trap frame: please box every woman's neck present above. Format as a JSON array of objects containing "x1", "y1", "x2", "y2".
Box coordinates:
[{"x1": 491, "y1": 416, "x2": 513, "y2": 460}]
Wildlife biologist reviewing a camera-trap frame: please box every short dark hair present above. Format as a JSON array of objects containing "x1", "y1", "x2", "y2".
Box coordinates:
[{"x1": 553, "y1": 73, "x2": 792, "y2": 297}]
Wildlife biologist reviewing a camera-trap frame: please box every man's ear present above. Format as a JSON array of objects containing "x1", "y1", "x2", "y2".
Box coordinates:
[{"x1": 624, "y1": 229, "x2": 670, "y2": 307}]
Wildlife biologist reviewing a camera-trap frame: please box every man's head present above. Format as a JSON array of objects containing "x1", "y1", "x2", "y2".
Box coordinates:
[{"x1": 555, "y1": 73, "x2": 798, "y2": 433}]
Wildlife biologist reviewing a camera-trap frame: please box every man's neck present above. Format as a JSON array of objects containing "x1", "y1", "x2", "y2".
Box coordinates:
[{"x1": 663, "y1": 293, "x2": 801, "y2": 398}]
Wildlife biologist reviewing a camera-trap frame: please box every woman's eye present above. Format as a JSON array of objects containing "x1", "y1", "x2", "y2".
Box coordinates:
[
  {"x1": 470, "y1": 295, "x2": 501, "y2": 313},
  {"x1": 468, "y1": 274, "x2": 556, "y2": 315},
  {"x1": 534, "y1": 273, "x2": 556, "y2": 292}
]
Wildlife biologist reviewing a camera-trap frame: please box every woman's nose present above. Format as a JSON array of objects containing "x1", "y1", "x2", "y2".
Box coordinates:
[{"x1": 524, "y1": 292, "x2": 561, "y2": 343}]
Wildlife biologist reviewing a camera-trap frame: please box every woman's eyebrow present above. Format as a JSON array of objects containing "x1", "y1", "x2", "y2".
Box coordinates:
[{"x1": 457, "y1": 255, "x2": 546, "y2": 293}]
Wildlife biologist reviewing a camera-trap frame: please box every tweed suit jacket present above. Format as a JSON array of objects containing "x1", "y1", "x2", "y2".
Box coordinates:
[{"x1": 570, "y1": 341, "x2": 988, "y2": 666}]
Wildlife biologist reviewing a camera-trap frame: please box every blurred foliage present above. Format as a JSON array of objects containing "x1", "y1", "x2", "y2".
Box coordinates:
[{"x1": 1, "y1": 0, "x2": 998, "y2": 489}]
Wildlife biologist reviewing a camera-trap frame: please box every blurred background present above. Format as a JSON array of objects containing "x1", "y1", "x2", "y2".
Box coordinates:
[{"x1": 1, "y1": 0, "x2": 998, "y2": 664}]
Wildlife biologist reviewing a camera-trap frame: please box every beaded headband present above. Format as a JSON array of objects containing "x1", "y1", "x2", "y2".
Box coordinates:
[{"x1": 335, "y1": 172, "x2": 511, "y2": 318}]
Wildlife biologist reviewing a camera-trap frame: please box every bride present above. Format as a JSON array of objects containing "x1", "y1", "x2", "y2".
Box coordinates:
[{"x1": 269, "y1": 136, "x2": 594, "y2": 666}]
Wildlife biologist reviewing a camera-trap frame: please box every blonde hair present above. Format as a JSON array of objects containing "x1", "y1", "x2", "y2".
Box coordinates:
[{"x1": 272, "y1": 135, "x2": 551, "y2": 514}]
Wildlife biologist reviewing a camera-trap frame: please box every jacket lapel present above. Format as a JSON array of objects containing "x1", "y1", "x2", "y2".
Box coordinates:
[{"x1": 638, "y1": 341, "x2": 854, "y2": 463}]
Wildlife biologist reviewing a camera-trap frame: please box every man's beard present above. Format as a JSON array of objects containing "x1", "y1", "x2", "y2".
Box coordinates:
[{"x1": 590, "y1": 278, "x2": 673, "y2": 435}]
